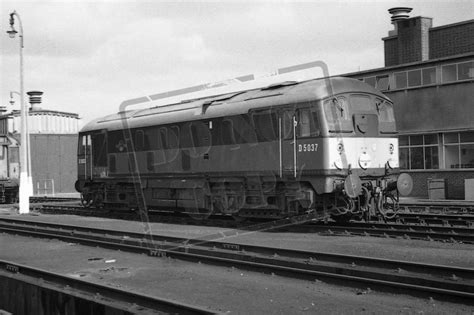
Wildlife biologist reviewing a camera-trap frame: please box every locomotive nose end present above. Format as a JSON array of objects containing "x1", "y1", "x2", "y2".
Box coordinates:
[{"x1": 397, "y1": 173, "x2": 413, "y2": 196}]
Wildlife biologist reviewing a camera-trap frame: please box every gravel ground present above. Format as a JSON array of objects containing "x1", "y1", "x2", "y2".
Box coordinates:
[
  {"x1": 2, "y1": 234, "x2": 473, "y2": 314},
  {"x1": 3, "y1": 210, "x2": 473, "y2": 268},
  {"x1": 1, "y1": 209, "x2": 474, "y2": 314}
]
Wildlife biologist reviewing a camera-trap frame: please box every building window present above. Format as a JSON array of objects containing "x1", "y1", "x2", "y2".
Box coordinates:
[
  {"x1": 376, "y1": 75, "x2": 390, "y2": 90},
  {"x1": 444, "y1": 131, "x2": 474, "y2": 169},
  {"x1": 394, "y1": 72, "x2": 407, "y2": 89},
  {"x1": 407, "y1": 69, "x2": 422, "y2": 87},
  {"x1": 441, "y1": 64, "x2": 457, "y2": 83},
  {"x1": 457, "y1": 61, "x2": 474, "y2": 81},
  {"x1": 422, "y1": 67, "x2": 436, "y2": 85},
  {"x1": 399, "y1": 134, "x2": 439, "y2": 170},
  {"x1": 364, "y1": 77, "x2": 376, "y2": 88}
]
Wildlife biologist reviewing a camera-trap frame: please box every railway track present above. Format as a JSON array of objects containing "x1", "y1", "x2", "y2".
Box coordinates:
[
  {"x1": 37, "y1": 204, "x2": 474, "y2": 244},
  {"x1": 392, "y1": 212, "x2": 474, "y2": 227},
  {"x1": 30, "y1": 196, "x2": 80, "y2": 203},
  {"x1": 399, "y1": 201, "x2": 474, "y2": 214},
  {"x1": 284, "y1": 222, "x2": 474, "y2": 244},
  {"x1": 1, "y1": 217, "x2": 473, "y2": 305},
  {"x1": 0, "y1": 259, "x2": 216, "y2": 314}
]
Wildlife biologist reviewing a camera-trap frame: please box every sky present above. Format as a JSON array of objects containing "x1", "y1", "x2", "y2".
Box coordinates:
[{"x1": 1, "y1": 0, "x2": 473, "y2": 125}]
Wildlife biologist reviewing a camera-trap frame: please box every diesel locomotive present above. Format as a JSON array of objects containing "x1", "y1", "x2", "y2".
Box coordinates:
[{"x1": 75, "y1": 76, "x2": 412, "y2": 220}]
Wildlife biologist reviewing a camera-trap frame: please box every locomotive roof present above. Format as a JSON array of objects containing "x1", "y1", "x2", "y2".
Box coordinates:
[{"x1": 81, "y1": 76, "x2": 389, "y2": 133}]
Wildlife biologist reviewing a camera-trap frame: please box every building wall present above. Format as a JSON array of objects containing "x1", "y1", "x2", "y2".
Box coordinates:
[
  {"x1": 30, "y1": 134, "x2": 78, "y2": 195},
  {"x1": 430, "y1": 21, "x2": 474, "y2": 60},
  {"x1": 384, "y1": 37, "x2": 398, "y2": 67},
  {"x1": 383, "y1": 18, "x2": 474, "y2": 67},
  {"x1": 386, "y1": 81, "x2": 474, "y2": 133},
  {"x1": 407, "y1": 170, "x2": 474, "y2": 199},
  {"x1": 11, "y1": 111, "x2": 80, "y2": 134},
  {"x1": 396, "y1": 17, "x2": 432, "y2": 65}
]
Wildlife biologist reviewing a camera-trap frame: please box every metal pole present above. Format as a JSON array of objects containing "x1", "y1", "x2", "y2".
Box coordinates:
[{"x1": 9, "y1": 11, "x2": 29, "y2": 214}]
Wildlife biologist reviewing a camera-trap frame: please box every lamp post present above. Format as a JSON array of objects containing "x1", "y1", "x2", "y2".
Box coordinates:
[{"x1": 7, "y1": 11, "x2": 29, "y2": 214}]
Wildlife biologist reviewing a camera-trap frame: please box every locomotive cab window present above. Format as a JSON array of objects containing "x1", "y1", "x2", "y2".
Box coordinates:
[
  {"x1": 298, "y1": 109, "x2": 320, "y2": 138},
  {"x1": 323, "y1": 97, "x2": 352, "y2": 133},
  {"x1": 350, "y1": 95, "x2": 373, "y2": 112},
  {"x1": 375, "y1": 98, "x2": 397, "y2": 134}
]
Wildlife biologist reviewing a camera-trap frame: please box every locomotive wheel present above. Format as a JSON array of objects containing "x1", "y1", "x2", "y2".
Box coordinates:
[
  {"x1": 93, "y1": 192, "x2": 104, "y2": 209},
  {"x1": 232, "y1": 214, "x2": 247, "y2": 222},
  {"x1": 187, "y1": 209, "x2": 212, "y2": 221},
  {"x1": 330, "y1": 194, "x2": 358, "y2": 223},
  {"x1": 80, "y1": 192, "x2": 93, "y2": 208}
]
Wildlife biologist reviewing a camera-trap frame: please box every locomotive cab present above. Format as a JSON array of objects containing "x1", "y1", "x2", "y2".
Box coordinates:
[{"x1": 314, "y1": 92, "x2": 412, "y2": 219}]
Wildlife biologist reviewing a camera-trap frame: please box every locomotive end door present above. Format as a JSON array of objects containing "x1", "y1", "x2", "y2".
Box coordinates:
[
  {"x1": 90, "y1": 131, "x2": 108, "y2": 178},
  {"x1": 78, "y1": 134, "x2": 92, "y2": 180},
  {"x1": 280, "y1": 109, "x2": 297, "y2": 178}
]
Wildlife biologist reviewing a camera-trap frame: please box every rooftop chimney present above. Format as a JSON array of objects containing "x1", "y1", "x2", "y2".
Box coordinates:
[
  {"x1": 388, "y1": 7, "x2": 412, "y2": 36},
  {"x1": 27, "y1": 91, "x2": 43, "y2": 111}
]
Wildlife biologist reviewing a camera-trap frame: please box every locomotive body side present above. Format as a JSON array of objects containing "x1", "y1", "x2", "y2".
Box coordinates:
[{"x1": 76, "y1": 77, "x2": 411, "y2": 219}]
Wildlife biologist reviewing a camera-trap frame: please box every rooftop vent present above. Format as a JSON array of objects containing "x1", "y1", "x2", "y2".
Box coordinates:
[
  {"x1": 388, "y1": 7, "x2": 413, "y2": 36},
  {"x1": 388, "y1": 7, "x2": 412, "y2": 22},
  {"x1": 27, "y1": 91, "x2": 43, "y2": 111}
]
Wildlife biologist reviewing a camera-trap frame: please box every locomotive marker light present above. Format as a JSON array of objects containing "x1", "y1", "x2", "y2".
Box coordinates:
[{"x1": 6, "y1": 11, "x2": 30, "y2": 214}]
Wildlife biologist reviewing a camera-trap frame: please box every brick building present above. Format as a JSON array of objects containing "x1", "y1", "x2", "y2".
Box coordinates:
[{"x1": 344, "y1": 8, "x2": 474, "y2": 199}]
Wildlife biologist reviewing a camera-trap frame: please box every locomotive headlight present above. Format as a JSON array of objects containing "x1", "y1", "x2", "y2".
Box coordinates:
[
  {"x1": 389, "y1": 143, "x2": 395, "y2": 155},
  {"x1": 337, "y1": 142, "x2": 344, "y2": 153}
]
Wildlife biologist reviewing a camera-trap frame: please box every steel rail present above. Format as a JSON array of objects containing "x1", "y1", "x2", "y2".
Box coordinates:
[
  {"x1": 37, "y1": 204, "x2": 474, "y2": 243},
  {"x1": 30, "y1": 196, "x2": 80, "y2": 203},
  {"x1": 398, "y1": 203, "x2": 474, "y2": 215},
  {"x1": 0, "y1": 260, "x2": 217, "y2": 314},
  {"x1": 1, "y1": 218, "x2": 473, "y2": 305},
  {"x1": 393, "y1": 212, "x2": 474, "y2": 227},
  {"x1": 287, "y1": 222, "x2": 474, "y2": 244}
]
